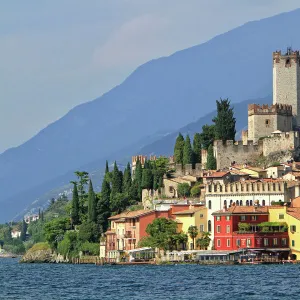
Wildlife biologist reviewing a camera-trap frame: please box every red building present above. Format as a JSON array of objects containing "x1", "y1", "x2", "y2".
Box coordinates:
[{"x1": 212, "y1": 206, "x2": 289, "y2": 257}]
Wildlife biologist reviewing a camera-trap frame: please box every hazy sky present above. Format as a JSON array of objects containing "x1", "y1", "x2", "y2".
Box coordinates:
[{"x1": 1, "y1": 0, "x2": 300, "y2": 153}]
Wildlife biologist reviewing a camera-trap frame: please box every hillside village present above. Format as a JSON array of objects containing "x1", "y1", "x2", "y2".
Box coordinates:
[{"x1": 5, "y1": 48, "x2": 300, "y2": 264}]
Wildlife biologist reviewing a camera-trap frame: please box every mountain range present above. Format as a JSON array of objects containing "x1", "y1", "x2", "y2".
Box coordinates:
[{"x1": 1, "y1": 9, "x2": 300, "y2": 222}]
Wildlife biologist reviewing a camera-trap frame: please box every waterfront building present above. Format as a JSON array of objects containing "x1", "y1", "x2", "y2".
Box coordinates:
[
  {"x1": 212, "y1": 206, "x2": 289, "y2": 259},
  {"x1": 173, "y1": 206, "x2": 207, "y2": 250}
]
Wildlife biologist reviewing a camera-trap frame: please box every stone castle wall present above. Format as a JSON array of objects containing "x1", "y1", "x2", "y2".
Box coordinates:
[
  {"x1": 273, "y1": 50, "x2": 300, "y2": 125},
  {"x1": 214, "y1": 140, "x2": 263, "y2": 170}
]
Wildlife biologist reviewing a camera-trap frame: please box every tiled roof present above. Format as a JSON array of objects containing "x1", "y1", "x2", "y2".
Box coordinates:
[
  {"x1": 287, "y1": 208, "x2": 300, "y2": 220},
  {"x1": 205, "y1": 171, "x2": 229, "y2": 178},
  {"x1": 109, "y1": 210, "x2": 154, "y2": 220},
  {"x1": 213, "y1": 206, "x2": 269, "y2": 215},
  {"x1": 173, "y1": 207, "x2": 206, "y2": 215}
]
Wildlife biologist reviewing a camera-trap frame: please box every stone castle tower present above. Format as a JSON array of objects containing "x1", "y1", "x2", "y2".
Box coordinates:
[{"x1": 273, "y1": 48, "x2": 300, "y2": 125}]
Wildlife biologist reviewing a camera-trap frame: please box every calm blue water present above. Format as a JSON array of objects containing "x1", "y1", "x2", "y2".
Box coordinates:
[{"x1": 1, "y1": 258, "x2": 300, "y2": 299}]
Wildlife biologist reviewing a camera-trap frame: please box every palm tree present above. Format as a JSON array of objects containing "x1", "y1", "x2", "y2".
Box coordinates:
[
  {"x1": 196, "y1": 231, "x2": 211, "y2": 250},
  {"x1": 188, "y1": 225, "x2": 198, "y2": 250}
]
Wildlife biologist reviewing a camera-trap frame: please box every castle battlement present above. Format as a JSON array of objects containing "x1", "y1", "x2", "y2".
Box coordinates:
[
  {"x1": 273, "y1": 49, "x2": 300, "y2": 64},
  {"x1": 248, "y1": 103, "x2": 293, "y2": 116}
]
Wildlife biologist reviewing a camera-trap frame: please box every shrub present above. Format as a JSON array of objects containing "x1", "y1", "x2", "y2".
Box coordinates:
[{"x1": 190, "y1": 185, "x2": 201, "y2": 197}]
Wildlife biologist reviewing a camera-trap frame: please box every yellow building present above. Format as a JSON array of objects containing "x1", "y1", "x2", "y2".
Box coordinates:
[
  {"x1": 269, "y1": 206, "x2": 300, "y2": 259},
  {"x1": 239, "y1": 166, "x2": 267, "y2": 179},
  {"x1": 173, "y1": 206, "x2": 207, "y2": 250}
]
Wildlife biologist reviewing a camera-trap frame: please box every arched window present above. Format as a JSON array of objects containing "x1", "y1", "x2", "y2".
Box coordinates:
[
  {"x1": 208, "y1": 220, "x2": 211, "y2": 232},
  {"x1": 240, "y1": 200, "x2": 243, "y2": 206},
  {"x1": 230, "y1": 200, "x2": 233, "y2": 207},
  {"x1": 224, "y1": 200, "x2": 227, "y2": 207},
  {"x1": 246, "y1": 200, "x2": 249, "y2": 206},
  {"x1": 250, "y1": 200, "x2": 253, "y2": 206},
  {"x1": 236, "y1": 200, "x2": 239, "y2": 206},
  {"x1": 262, "y1": 199, "x2": 266, "y2": 206},
  {"x1": 208, "y1": 200, "x2": 212, "y2": 209}
]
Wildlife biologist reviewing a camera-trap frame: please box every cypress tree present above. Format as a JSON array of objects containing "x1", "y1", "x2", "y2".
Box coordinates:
[
  {"x1": 135, "y1": 158, "x2": 143, "y2": 199},
  {"x1": 123, "y1": 162, "x2": 132, "y2": 195},
  {"x1": 71, "y1": 183, "x2": 80, "y2": 225},
  {"x1": 111, "y1": 161, "x2": 122, "y2": 196},
  {"x1": 142, "y1": 167, "x2": 153, "y2": 190},
  {"x1": 87, "y1": 179, "x2": 97, "y2": 223},
  {"x1": 97, "y1": 178, "x2": 111, "y2": 233},
  {"x1": 105, "y1": 160, "x2": 109, "y2": 174},
  {"x1": 20, "y1": 219, "x2": 27, "y2": 242},
  {"x1": 183, "y1": 134, "x2": 193, "y2": 165},
  {"x1": 174, "y1": 133, "x2": 185, "y2": 164},
  {"x1": 206, "y1": 144, "x2": 217, "y2": 170},
  {"x1": 41, "y1": 211, "x2": 44, "y2": 222},
  {"x1": 38, "y1": 208, "x2": 41, "y2": 220},
  {"x1": 213, "y1": 98, "x2": 236, "y2": 142},
  {"x1": 193, "y1": 133, "x2": 202, "y2": 164}
]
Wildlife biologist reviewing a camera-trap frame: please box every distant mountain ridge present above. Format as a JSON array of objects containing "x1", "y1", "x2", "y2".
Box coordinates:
[{"x1": 1, "y1": 9, "x2": 300, "y2": 222}]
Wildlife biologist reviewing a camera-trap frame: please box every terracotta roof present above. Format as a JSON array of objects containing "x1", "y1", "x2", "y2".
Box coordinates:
[
  {"x1": 173, "y1": 207, "x2": 205, "y2": 215},
  {"x1": 287, "y1": 208, "x2": 300, "y2": 220},
  {"x1": 205, "y1": 171, "x2": 229, "y2": 178},
  {"x1": 109, "y1": 210, "x2": 154, "y2": 220},
  {"x1": 213, "y1": 206, "x2": 269, "y2": 215}
]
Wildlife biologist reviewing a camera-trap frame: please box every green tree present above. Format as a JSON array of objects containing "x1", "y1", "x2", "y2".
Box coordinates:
[
  {"x1": 141, "y1": 161, "x2": 153, "y2": 190},
  {"x1": 87, "y1": 179, "x2": 97, "y2": 223},
  {"x1": 74, "y1": 171, "x2": 89, "y2": 220},
  {"x1": 123, "y1": 162, "x2": 132, "y2": 196},
  {"x1": 78, "y1": 221, "x2": 98, "y2": 243},
  {"x1": 96, "y1": 176, "x2": 111, "y2": 233},
  {"x1": 183, "y1": 134, "x2": 193, "y2": 165},
  {"x1": 188, "y1": 225, "x2": 198, "y2": 250},
  {"x1": 134, "y1": 158, "x2": 143, "y2": 199},
  {"x1": 57, "y1": 231, "x2": 78, "y2": 258},
  {"x1": 111, "y1": 162, "x2": 123, "y2": 196},
  {"x1": 199, "y1": 124, "x2": 215, "y2": 150},
  {"x1": 139, "y1": 218, "x2": 178, "y2": 251},
  {"x1": 71, "y1": 183, "x2": 80, "y2": 226},
  {"x1": 206, "y1": 144, "x2": 216, "y2": 170},
  {"x1": 190, "y1": 184, "x2": 201, "y2": 197},
  {"x1": 193, "y1": 133, "x2": 202, "y2": 164},
  {"x1": 196, "y1": 232, "x2": 211, "y2": 250},
  {"x1": 174, "y1": 133, "x2": 185, "y2": 164},
  {"x1": 177, "y1": 183, "x2": 190, "y2": 197},
  {"x1": 213, "y1": 98, "x2": 236, "y2": 142},
  {"x1": 105, "y1": 160, "x2": 109, "y2": 174},
  {"x1": 20, "y1": 219, "x2": 27, "y2": 242},
  {"x1": 44, "y1": 217, "x2": 70, "y2": 249}
]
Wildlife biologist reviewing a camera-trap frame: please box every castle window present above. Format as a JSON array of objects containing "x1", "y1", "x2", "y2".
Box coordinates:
[
  {"x1": 286, "y1": 58, "x2": 290, "y2": 66},
  {"x1": 265, "y1": 119, "x2": 270, "y2": 127}
]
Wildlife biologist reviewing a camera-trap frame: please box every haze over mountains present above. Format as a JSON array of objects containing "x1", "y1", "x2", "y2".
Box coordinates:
[{"x1": 1, "y1": 9, "x2": 300, "y2": 222}]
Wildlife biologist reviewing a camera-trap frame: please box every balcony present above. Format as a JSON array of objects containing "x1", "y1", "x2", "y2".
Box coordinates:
[{"x1": 237, "y1": 222, "x2": 288, "y2": 234}]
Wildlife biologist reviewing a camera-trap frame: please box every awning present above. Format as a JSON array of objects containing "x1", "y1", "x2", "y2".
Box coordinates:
[{"x1": 127, "y1": 247, "x2": 153, "y2": 254}]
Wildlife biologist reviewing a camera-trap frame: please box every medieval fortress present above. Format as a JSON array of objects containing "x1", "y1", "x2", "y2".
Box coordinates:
[{"x1": 205, "y1": 48, "x2": 300, "y2": 169}]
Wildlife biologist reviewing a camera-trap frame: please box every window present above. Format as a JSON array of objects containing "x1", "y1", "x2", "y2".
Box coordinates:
[
  {"x1": 199, "y1": 225, "x2": 204, "y2": 232},
  {"x1": 236, "y1": 200, "x2": 239, "y2": 206},
  {"x1": 224, "y1": 200, "x2": 227, "y2": 207},
  {"x1": 132, "y1": 219, "x2": 136, "y2": 227},
  {"x1": 240, "y1": 200, "x2": 243, "y2": 206},
  {"x1": 208, "y1": 200, "x2": 212, "y2": 209},
  {"x1": 265, "y1": 119, "x2": 270, "y2": 127},
  {"x1": 273, "y1": 238, "x2": 278, "y2": 246},
  {"x1": 281, "y1": 238, "x2": 287, "y2": 246},
  {"x1": 291, "y1": 225, "x2": 297, "y2": 232},
  {"x1": 200, "y1": 214, "x2": 204, "y2": 218},
  {"x1": 217, "y1": 225, "x2": 221, "y2": 233},
  {"x1": 230, "y1": 200, "x2": 233, "y2": 207},
  {"x1": 262, "y1": 200, "x2": 266, "y2": 206},
  {"x1": 247, "y1": 239, "x2": 251, "y2": 247},
  {"x1": 217, "y1": 239, "x2": 221, "y2": 247},
  {"x1": 236, "y1": 239, "x2": 241, "y2": 247},
  {"x1": 208, "y1": 220, "x2": 211, "y2": 232},
  {"x1": 251, "y1": 216, "x2": 257, "y2": 221},
  {"x1": 240, "y1": 216, "x2": 246, "y2": 221},
  {"x1": 246, "y1": 200, "x2": 249, "y2": 206},
  {"x1": 226, "y1": 216, "x2": 230, "y2": 221},
  {"x1": 227, "y1": 239, "x2": 230, "y2": 247},
  {"x1": 226, "y1": 225, "x2": 230, "y2": 233},
  {"x1": 279, "y1": 214, "x2": 284, "y2": 220},
  {"x1": 292, "y1": 240, "x2": 295, "y2": 247},
  {"x1": 264, "y1": 238, "x2": 269, "y2": 246},
  {"x1": 216, "y1": 216, "x2": 221, "y2": 221},
  {"x1": 250, "y1": 200, "x2": 253, "y2": 206}
]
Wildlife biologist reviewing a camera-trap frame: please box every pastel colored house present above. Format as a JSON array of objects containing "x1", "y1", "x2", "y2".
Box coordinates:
[{"x1": 173, "y1": 206, "x2": 207, "y2": 250}]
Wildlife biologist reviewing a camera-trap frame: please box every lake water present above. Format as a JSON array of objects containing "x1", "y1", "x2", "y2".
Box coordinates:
[{"x1": 1, "y1": 258, "x2": 300, "y2": 299}]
